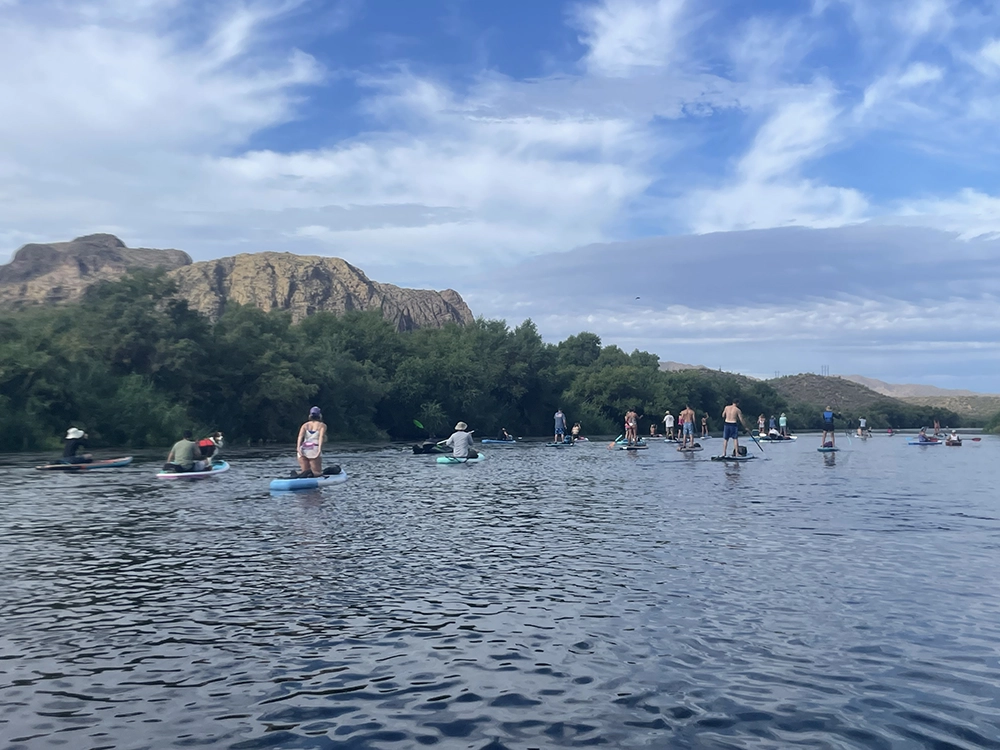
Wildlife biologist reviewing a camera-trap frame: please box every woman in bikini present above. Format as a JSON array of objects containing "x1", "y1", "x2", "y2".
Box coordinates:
[{"x1": 296, "y1": 406, "x2": 327, "y2": 477}]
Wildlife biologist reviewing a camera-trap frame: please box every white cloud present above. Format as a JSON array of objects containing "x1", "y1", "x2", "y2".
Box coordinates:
[
  {"x1": 977, "y1": 39, "x2": 1000, "y2": 71},
  {"x1": 683, "y1": 85, "x2": 869, "y2": 232},
  {"x1": 574, "y1": 0, "x2": 689, "y2": 77},
  {"x1": 896, "y1": 189, "x2": 1000, "y2": 239},
  {"x1": 856, "y1": 62, "x2": 944, "y2": 119}
]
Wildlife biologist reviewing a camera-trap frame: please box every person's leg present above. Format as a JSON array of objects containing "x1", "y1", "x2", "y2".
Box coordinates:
[{"x1": 309, "y1": 457, "x2": 322, "y2": 476}]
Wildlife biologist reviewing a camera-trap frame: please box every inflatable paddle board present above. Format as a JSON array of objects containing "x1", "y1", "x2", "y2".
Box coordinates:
[
  {"x1": 157, "y1": 460, "x2": 230, "y2": 480},
  {"x1": 817, "y1": 447, "x2": 839, "y2": 453},
  {"x1": 35, "y1": 456, "x2": 132, "y2": 471},
  {"x1": 437, "y1": 453, "x2": 486, "y2": 464},
  {"x1": 711, "y1": 454, "x2": 757, "y2": 462},
  {"x1": 269, "y1": 471, "x2": 348, "y2": 491}
]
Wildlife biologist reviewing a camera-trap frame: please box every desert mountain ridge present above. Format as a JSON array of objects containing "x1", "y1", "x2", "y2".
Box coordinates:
[{"x1": 0, "y1": 234, "x2": 473, "y2": 331}]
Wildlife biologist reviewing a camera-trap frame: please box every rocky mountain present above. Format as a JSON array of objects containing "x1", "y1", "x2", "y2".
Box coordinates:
[
  {"x1": 0, "y1": 235, "x2": 473, "y2": 331},
  {"x1": 171, "y1": 252, "x2": 473, "y2": 330},
  {"x1": 0, "y1": 234, "x2": 191, "y2": 308}
]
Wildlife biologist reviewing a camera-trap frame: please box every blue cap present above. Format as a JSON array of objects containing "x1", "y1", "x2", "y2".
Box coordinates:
[{"x1": 309, "y1": 406, "x2": 321, "y2": 415}]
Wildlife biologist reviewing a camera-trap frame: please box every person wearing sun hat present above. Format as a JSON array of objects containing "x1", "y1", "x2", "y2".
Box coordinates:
[
  {"x1": 295, "y1": 406, "x2": 327, "y2": 478},
  {"x1": 62, "y1": 427, "x2": 92, "y2": 464},
  {"x1": 445, "y1": 421, "x2": 477, "y2": 459}
]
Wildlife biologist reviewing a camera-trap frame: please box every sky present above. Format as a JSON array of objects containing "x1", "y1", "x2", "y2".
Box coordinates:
[{"x1": 2, "y1": 0, "x2": 1000, "y2": 391}]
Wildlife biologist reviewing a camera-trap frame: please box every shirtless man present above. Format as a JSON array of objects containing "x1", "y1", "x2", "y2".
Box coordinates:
[
  {"x1": 680, "y1": 404, "x2": 697, "y2": 448},
  {"x1": 721, "y1": 399, "x2": 749, "y2": 457}
]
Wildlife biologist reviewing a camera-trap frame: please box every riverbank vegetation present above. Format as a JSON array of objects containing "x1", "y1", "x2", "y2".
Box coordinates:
[{"x1": 0, "y1": 271, "x2": 966, "y2": 451}]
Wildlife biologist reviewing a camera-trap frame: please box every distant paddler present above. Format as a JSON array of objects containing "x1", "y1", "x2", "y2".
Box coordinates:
[
  {"x1": 295, "y1": 406, "x2": 326, "y2": 478},
  {"x1": 720, "y1": 399, "x2": 750, "y2": 457},
  {"x1": 62, "y1": 427, "x2": 92, "y2": 465},
  {"x1": 554, "y1": 408, "x2": 568, "y2": 444},
  {"x1": 680, "y1": 404, "x2": 696, "y2": 449},
  {"x1": 445, "y1": 421, "x2": 478, "y2": 459},
  {"x1": 164, "y1": 429, "x2": 202, "y2": 473},
  {"x1": 821, "y1": 406, "x2": 842, "y2": 448},
  {"x1": 663, "y1": 410, "x2": 674, "y2": 439}
]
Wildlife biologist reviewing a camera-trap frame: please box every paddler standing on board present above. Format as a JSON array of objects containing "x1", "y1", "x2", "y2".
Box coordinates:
[
  {"x1": 663, "y1": 410, "x2": 674, "y2": 439},
  {"x1": 680, "y1": 404, "x2": 696, "y2": 449},
  {"x1": 554, "y1": 408, "x2": 568, "y2": 444},
  {"x1": 720, "y1": 399, "x2": 749, "y2": 457},
  {"x1": 821, "y1": 406, "x2": 841, "y2": 448}
]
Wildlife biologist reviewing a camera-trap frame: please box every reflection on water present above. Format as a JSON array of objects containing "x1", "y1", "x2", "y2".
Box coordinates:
[{"x1": 2, "y1": 437, "x2": 1000, "y2": 748}]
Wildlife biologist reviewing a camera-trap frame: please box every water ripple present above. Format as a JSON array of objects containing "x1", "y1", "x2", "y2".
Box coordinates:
[{"x1": 2, "y1": 438, "x2": 999, "y2": 748}]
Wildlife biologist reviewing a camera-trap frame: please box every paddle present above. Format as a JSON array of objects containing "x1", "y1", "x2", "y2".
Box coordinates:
[
  {"x1": 843, "y1": 427, "x2": 852, "y2": 446},
  {"x1": 413, "y1": 419, "x2": 424, "y2": 430},
  {"x1": 745, "y1": 425, "x2": 764, "y2": 454},
  {"x1": 608, "y1": 433, "x2": 624, "y2": 450}
]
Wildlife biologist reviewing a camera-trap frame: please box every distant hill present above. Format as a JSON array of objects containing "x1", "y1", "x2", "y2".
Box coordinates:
[
  {"x1": 766, "y1": 373, "x2": 970, "y2": 428},
  {"x1": 842, "y1": 374, "x2": 995, "y2": 398},
  {"x1": 767, "y1": 374, "x2": 891, "y2": 411},
  {"x1": 898, "y1": 395, "x2": 1000, "y2": 420},
  {"x1": 658, "y1": 360, "x2": 708, "y2": 372}
]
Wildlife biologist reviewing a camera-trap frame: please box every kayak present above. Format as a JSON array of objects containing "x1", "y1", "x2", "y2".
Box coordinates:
[
  {"x1": 945, "y1": 440, "x2": 962, "y2": 446},
  {"x1": 817, "y1": 447, "x2": 839, "y2": 453},
  {"x1": 270, "y1": 471, "x2": 348, "y2": 491},
  {"x1": 619, "y1": 445, "x2": 648, "y2": 451},
  {"x1": 481, "y1": 439, "x2": 517, "y2": 445},
  {"x1": 437, "y1": 453, "x2": 486, "y2": 464},
  {"x1": 35, "y1": 456, "x2": 132, "y2": 471},
  {"x1": 711, "y1": 454, "x2": 757, "y2": 462},
  {"x1": 157, "y1": 460, "x2": 230, "y2": 480},
  {"x1": 757, "y1": 436, "x2": 796, "y2": 442},
  {"x1": 908, "y1": 439, "x2": 941, "y2": 446}
]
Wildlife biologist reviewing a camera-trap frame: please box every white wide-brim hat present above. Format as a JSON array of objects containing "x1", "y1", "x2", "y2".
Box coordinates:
[
  {"x1": 455, "y1": 421, "x2": 468, "y2": 430},
  {"x1": 66, "y1": 427, "x2": 85, "y2": 440}
]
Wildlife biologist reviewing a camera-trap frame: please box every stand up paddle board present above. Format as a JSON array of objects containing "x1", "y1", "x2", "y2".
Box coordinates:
[
  {"x1": 711, "y1": 454, "x2": 757, "y2": 462},
  {"x1": 157, "y1": 460, "x2": 230, "y2": 479},
  {"x1": 269, "y1": 471, "x2": 348, "y2": 491},
  {"x1": 437, "y1": 453, "x2": 486, "y2": 464},
  {"x1": 35, "y1": 456, "x2": 132, "y2": 471}
]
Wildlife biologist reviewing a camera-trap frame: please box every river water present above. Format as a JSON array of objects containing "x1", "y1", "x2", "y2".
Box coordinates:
[{"x1": 2, "y1": 435, "x2": 999, "y2": 749}]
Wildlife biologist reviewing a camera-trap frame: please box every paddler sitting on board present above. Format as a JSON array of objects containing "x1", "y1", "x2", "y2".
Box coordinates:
[
  {"x1": 295, "y1": 407, "x2": 326, "y2": 478},
  {"x1": 572, "y1": 422, "x2": 582, "y2": 440},
  {"x1": 164, "y1": 429, "x2": 202, "y2": 473},
  {"x1": 720, "y1": 399, "x2": 749, "y2": 457},
  {"x1": 62, "y1": 427, "x2": 92, "y2": 464},
  {"x1": 821, "y1": 406, "x2": 841, "y2": 448},
  {"x1": 446, "y1": 421, "x2": 478, "y2": 459},
  {"x1": 497, "y1": 427, "x2": 513, "y2": 442}
]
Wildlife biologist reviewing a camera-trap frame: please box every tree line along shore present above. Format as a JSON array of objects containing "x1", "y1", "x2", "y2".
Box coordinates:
[{"x1": 0, "y1": 270, "x2": 987, "y2": 453}]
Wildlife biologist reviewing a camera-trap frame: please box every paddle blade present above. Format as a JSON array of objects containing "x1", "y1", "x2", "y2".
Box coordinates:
[{"x1": 413, "y1": 419, "x2": 424, "y2": 429}]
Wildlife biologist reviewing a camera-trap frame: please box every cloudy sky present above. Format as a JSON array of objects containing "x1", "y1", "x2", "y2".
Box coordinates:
[{"x1": 2, "y1": 0, "x2": 1000, "y2": 390}]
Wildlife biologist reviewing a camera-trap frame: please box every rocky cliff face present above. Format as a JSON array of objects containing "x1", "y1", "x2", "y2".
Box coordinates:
[
  {"x1": 169, "y1": 252, "x2": 473, "y2": 331},
  {"x1": 0, "y1": 234, "x2": 191, "y2": 307},
  {"x1": 0, "y1": 235, "x2": 474, "y2": 331}
]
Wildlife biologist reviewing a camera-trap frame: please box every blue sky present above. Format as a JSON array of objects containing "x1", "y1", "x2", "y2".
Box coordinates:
[{"x1": 2, "y1": 0, "x2": 1000, "y2": 390}]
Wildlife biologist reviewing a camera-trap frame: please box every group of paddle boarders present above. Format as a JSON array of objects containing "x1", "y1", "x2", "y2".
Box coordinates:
[
  {"x1": 756, "y1": 413, "x2": 790, "y2": 438},
  {"x1": 661, "y1": 409, "x2": 710, "y2": 440}
]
